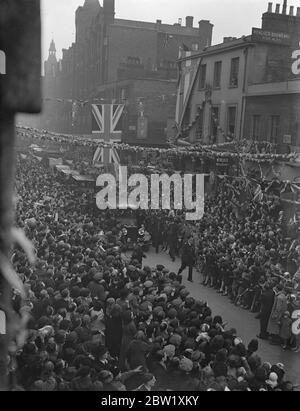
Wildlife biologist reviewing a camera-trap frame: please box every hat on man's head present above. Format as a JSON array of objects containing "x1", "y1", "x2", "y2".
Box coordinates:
[
  {"x1": 77, "y1": 366, "x2": 91, "y2": 378},
  {"x1": 144, "y1": 280, "x2": 154, "y2": 289},
  {"x1": 171, "y1": 298, "x2": 182, "y2": 308},
  {"x1": 169, "y1": 334, "x2": 182, "y2": 347},
  {"x1": 191, "y1": 350, "x2": 204, "y2": 362},
  {"x1": 168, "y1": 308, "x2": 178, "y2": 319},
  {"x1": 93, "y1": 272, "x2": 103, "y2": 282},
  {"x1": 99, "y1": 370, "x2": 113, "y2": 383}
]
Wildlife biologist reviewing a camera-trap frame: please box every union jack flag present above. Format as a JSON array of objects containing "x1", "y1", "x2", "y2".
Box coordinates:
[{"x1": 92, "y1": 104, "x2": 124, "y2": 165}]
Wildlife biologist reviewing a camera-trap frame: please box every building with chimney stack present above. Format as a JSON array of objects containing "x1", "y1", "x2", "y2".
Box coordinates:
[
  {"x1": 176, "y1": 1, "x2": 300, "y2": 151},
  {"x1": 40, "y1": 0, "x2": 213, "y2": 146}
]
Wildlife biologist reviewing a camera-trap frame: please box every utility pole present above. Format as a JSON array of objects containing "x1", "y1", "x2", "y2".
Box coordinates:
[{"x1": 0, "y1": 0, "x2": 41, "y2": 391}]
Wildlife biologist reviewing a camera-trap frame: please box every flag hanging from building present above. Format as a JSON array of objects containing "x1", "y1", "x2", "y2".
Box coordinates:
[
  {"x1": 137, "y1": 115, "x2": 148, "y2": 140},
  {"x1": 181, "y1": 43, "x2": 190, "y2": 52},
  {"x1": 92, "y1": 103, "x2": 124, "y2": 165},
  {"x1": 72, "y1": 101, "x2": 79, "y2": 127}
]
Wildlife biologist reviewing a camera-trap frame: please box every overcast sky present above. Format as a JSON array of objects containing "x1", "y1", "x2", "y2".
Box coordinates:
[{"x1": 42, "y1": 0, "x2": 299, "y2": 60}]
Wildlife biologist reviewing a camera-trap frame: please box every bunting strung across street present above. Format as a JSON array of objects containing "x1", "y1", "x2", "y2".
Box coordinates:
[
  {"x1": 17, "y1": 125, "x2": 300, "y2": 206},
  {"x1": 43, "y1": 93, "x2": 177, "y2": 106},
  {"x1": 16, "y1": 125, "x2": 300, "y2": 164}
]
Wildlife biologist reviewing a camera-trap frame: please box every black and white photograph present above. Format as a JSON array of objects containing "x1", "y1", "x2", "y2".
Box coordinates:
[{"x1": 0, "y1": 0, "x2": 300, "y2": 395}]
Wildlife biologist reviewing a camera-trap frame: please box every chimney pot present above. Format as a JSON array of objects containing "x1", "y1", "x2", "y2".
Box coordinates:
[
  {"x1": 198, "y1": 20, "x2": 211, "y2": 29},
  {"x1": 282, "y1": 0, "x2": 287, "y2": 14},
  {"x1": 185, "y1": 16, "x2": 194, "y2": 28},
  {"x1": 275, "y1": 3, "x2": 280, "y2": 13},
  {"x1": 156, "y1": 19, "x2": 162, "y2": 24},
  {"x1": 223, "y1": 37, "x2": 236, "y2": 43},
  {"x1": 268, "y1": 2, "x2": 273, "y2": 13},
  {"x1": 297, "y1": 7, "x2": 300, "y2": 17},
  {"x1": 289, "y1": 6, "x2": 294, "y2": 16}
]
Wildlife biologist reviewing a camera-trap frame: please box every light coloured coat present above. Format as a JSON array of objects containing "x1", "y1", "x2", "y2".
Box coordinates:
[{"x1": 267, "y1": 291, "x2": 288, "y2": 335}]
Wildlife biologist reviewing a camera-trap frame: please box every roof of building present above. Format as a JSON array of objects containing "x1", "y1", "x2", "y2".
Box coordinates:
[
  {"x1": 83, "y1": 0, "x2": 101, "y2": 8},
  {"x1": 178, "y1": 35, "x2": 254, "y2": 61},
  {"x1": 113, "y1": 18, "x2": 210, "y2": 36}
]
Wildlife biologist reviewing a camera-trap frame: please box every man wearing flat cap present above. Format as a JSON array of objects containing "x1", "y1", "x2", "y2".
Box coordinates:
[{"x1": 178, "y1": 237, "x2": 196, "y2": 283}]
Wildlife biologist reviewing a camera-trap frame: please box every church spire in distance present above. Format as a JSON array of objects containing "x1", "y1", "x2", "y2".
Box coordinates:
[{"x1": 49, "y1": 39, "x2": 56, "y2": 57}]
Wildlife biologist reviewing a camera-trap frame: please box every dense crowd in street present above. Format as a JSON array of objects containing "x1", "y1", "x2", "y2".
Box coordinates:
[
  {"x1": 9, "y1": 154, "x2": 300, "y2": 391},
  {"x1": 143, "y1": 181, "x2": 300, "y2": 348}
]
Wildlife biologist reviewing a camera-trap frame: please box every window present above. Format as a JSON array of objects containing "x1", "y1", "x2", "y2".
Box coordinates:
[
  {"x1": 192, "y1": 43, "x2": 199, "y2": 51},
  {"x1": 227, "y1": 106, "x2": 237, "y2": 138},
  {"x1": 0, "y1": 50, "x2": 6, "y2": 74},
  {"x1": 211, "y1": 106, "x2": 220, "y2": 142},
  {"x1": 198, "y1": 64, "x2": 207, "y2": 90},
  {"x1": 213, "y1": 61, "x2": 222, "y2": 88},
  {"x1": 229, "y1": 57, "x2": 239, "y2": 87},
  {"x1": 270, "y1": 115, "x2": 280, "y2": 142},
  {"x1": 127, "y1": 56, "x2": 141, "y2": 66},
  {"x1": 195, "y1": 106, "x2": 204, "y2": 141},
  {"x1": 121, "y1": 88, "x2": 127, "y2": 100},
  {"x1": 252, "y1": 115, "x2": 261, "y2": 140},
  {"x1": 137, "y1": 116, "x2": 148, "y2": 140}
]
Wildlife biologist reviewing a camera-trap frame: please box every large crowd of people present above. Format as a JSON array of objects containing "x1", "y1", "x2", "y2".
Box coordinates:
[
  {"x1": 8, "y1": 153, "x2": 300, "y2": 391},
  {"x1": 143, "y1": 181, "x2": 300, "y2": 348}
]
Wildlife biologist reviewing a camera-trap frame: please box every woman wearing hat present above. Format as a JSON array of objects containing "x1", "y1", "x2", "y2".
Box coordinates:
[
  {"x1": 119, "y1": 311, "x2": 137, "y2": 371},
  {"x1": 267, "y1": 284, "x2": 288, "y2": 344}
]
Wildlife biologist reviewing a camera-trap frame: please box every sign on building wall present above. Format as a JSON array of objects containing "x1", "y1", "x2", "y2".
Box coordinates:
[
  {"x1": 283, "y1": 134, "x2": 292, "y2": 144},
  {"x1": 216, "y1": 157, "x2": 229, "y2": 170},
  {"x1": 251, "y1": 28, "x2": 291, "y2": 46}
]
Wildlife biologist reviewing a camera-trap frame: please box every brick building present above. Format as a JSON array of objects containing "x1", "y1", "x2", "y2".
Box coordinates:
[
  {"x1": 41, "y1": 0, "x2": 213, "y2": 146},
  {"x1": 243, "y1": 1, "x2": 300, "y2": 150},
  {"x1": 176, "y1": 1, "x2": 300, "y2": 151}
]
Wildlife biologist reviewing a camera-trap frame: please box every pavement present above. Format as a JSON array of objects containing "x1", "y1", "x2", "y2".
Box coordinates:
[{"x1": 143, "y1": 249, "x2": 300, "y2": 383}]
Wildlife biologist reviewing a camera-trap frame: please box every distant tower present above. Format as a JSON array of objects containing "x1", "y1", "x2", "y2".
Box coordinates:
[
  {"x1": 44, "y1": 39, "x2": 58, "y2": 78},
  {"x1": 49, "y1": 39, "x2": 56, "y2": 58},
  {"x1": 76, "y1": 0, "x2": 101, "y2": 43}
]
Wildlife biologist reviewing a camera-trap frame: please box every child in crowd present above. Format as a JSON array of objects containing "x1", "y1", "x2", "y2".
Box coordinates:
[{"x1": 279, "y1": 311, "x2": 293, "y2": 350}]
